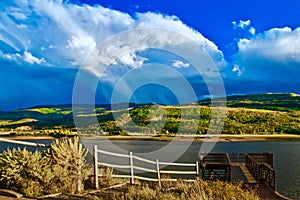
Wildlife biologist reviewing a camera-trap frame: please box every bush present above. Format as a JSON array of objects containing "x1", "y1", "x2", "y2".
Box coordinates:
[
  {"x1": 46, "y1": 137, "x2": 89, "y2": 194},
  {"x1": 0, "y1": 148, "x2": 51, "y2": 197},
  {"x1": 0, "y1": 137, "x2": 91, "y2": 197}
]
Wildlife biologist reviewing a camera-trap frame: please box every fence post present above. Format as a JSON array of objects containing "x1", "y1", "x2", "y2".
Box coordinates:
[
  {"x1": 196, "y1": 161, "x2": 199, "y2": 176},
  {"x1": 94, "y1": 145, "x2": 99, "y2": 190},
  {"x1": 156, "y1": 159, "x2": 161, "y2": 187},
  {"x1": 274, "y1": 171, "x2": 276, "y2": 190},
  {"x1": 130, "y1": 152, "x2": 134, "y2": 184}
]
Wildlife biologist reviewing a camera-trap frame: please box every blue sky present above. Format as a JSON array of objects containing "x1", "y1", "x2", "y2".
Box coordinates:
[{"x1": 1, "y1": 0, "x2": 300, "y2": 110}]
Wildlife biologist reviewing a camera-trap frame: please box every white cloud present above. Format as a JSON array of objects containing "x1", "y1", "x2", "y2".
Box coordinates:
[
  {"x1": 232, "y1": 20, "x2": 251, "y2": 29},
  {"x1": 232, "y1": 64, "x2": 243, "y2": 76},
  {"x1": 0, "y1": 51, "x2": 13, "y2": 60},
  {"x1": 237, "y1": 27, "x2": 300, "y2": 63},
  {"x1": 231, "y1": 26, "x2": 300, "y2": 83},
  {"x1": 172, "y1": 60, "x2": 190, "y2": 68},
  {"x1": 0, "y1": 1, "x2": 225, "y2": 73},
  {"x1": 249, "y1": 26, "x2": 256, "y2": 35},
  {"x1": 232, "y1": 19, "x2": 256, "y2": 36},
  {"x1": 0, "y1": 50, "x2": 20, "y2": 62},
  {"x1": 0, "y1": 50, "x2": 45, "y2": 65},
  {"x1": 23, "y1": 51, "x2": 45, "y2": 64},
  {"x1": 118, "y1": 53, "x2": 148, "y2": 69},
  {"x1": 134, "y1": 12, "x2": 225, "y2": 66},
  {"x1": 7, "y1": 7, "x2": 28, "y2": 20}
]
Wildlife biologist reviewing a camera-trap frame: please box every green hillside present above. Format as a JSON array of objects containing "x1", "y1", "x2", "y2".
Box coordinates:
[
  {"x1": 0, "y1": 93, "x2": 300, "y2": 136},
  {"x1": 199, "y1": 93, "x2": 300, "y2": 111}
]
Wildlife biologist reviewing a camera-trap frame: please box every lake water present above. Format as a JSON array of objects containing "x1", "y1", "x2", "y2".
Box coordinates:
[{"x1": 0, "y1": 139, "x2": 299, "y2": 199}]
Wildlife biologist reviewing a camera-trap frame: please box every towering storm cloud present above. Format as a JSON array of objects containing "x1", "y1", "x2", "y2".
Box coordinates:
[{"x1": 0, "y1": 0, "x2": 300, "y2": 110}]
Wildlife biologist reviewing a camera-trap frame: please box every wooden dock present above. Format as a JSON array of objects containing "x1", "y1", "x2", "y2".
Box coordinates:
[
  {"x1": 93, "y1": 147, "x2": 290, "y2": 200},
  {"x1": 231, "y1": 163, "x2": 258, "y2": 184},
  {"x1": 200, "y1": 152, "x2": 291, "y2": 200}
]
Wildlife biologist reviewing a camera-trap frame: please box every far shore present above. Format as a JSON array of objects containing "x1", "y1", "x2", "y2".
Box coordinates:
[{"x1": 2, "y1": 134, "x2": 300, "y2": 142}]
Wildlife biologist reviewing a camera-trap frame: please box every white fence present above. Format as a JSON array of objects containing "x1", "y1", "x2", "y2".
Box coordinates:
[
  {"x1": 0, "y1": 138, "x2": 48, "y2": 147},
  {"x1": 94, "y1": 145, "x2": 199, "y2": 189}
]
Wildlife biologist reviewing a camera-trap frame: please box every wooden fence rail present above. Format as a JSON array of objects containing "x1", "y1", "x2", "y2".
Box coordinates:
[
  {"x1": 94, "y1": 145, "x2": 199, "y2": 189},
  {"x1": 0, "y1": 138, "x2": 48, "y2": 147}
]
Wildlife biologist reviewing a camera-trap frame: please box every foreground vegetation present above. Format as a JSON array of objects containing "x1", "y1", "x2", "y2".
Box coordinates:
[
  {"x1": 0, "y1": 137, "x2": 91, "y2": 197},
  {"x1": 100, "y1": 180, "x2": 260, "y2": 200},
  {"x1": 1, "y1": 93, "x2": 300, "y2": 137},
  {"x1": 0, "y1": 137, "x2": 260, "y2": 199}
]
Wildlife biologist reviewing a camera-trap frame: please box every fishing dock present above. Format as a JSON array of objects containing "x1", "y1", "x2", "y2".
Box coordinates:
[
  {"x1": 94, "y1": 147, "x2": 291, "y2": 200},
  {"x1": 200, "y1": 152, "x2": 290, "y2": 200}
]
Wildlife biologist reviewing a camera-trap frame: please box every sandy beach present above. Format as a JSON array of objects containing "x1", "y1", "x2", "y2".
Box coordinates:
[{"x1": 2, "y1": 134, "x2": 300, "y2": 143}]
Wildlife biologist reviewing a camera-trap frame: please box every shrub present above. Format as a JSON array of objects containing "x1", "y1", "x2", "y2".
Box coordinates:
[
  {"x1": 0, "y1": 137, "x2": 91, "y2": 197},
  {"x1": 46, "y1": 137, "x2": 89, "y2": 194},
  {"x1": 0, "y1": 148, "x2": 52, "y2": 197}
]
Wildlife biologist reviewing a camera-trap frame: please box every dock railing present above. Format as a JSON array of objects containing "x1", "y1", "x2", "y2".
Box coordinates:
[
  {"x1": 247, "y1": 152, "x2": 274, "y2": 167},
  {"x1": 94, "y1": 145, "x2": 199, "y2": 189},
  {"x1": 199, "y1": 153, "x2": 232, "y2": 181},
  {"x1": 245, "y1": 153, "x2": 276, "y2": 190}
]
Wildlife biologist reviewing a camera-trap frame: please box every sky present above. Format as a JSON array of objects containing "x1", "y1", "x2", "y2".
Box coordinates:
[{"x1": 1, "y1": 0, "x2": 300, "y2": 110}]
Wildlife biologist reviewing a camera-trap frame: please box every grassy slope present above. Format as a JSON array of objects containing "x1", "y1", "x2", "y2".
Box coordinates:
[
  {"x1": 199, "y1": 93, "x2": 300, "y2": 111},
  {"x1": 0, "y1": 93, "x2": 300, "y2": 136}
]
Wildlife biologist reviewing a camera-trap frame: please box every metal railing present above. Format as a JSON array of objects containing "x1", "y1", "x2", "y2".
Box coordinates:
[
  {"x1": 199, "y1": 153, "x2": 232, "y2": 181},
  {"x1": 247, "y1": 152, "x2": 274, "y2": 167},
  {"x1": 93, "y1": 145, "x2": 199, "y2": 189},
  {"x1": 245, "y1": 154, "x2": 276, "y2": 190},
  {"x1": 259, "y1": 163, "x2": 276, "y2": 190},
  {"x1": 200, "y1": 152, "x2": 232, "y2": 164}
]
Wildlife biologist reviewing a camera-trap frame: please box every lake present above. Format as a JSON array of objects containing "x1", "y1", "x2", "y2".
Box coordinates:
[{"x1": 0, "y1": 139, "x2": 299, "y2": 199}]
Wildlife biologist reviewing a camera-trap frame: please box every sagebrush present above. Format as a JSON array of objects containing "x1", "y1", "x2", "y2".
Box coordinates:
[{"x1": 0, "y1": 137, "x2": 91, "y2": 197}]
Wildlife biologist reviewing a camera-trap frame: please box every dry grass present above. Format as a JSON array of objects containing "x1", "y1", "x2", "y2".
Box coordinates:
[{"x1": 89, "y1": 179, "x2": 260, "y2": 200}]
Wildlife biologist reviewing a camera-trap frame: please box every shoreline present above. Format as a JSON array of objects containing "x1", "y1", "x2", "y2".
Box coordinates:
[{"x1": 2, "y1": 134, "x2": 300, "y2": 142}]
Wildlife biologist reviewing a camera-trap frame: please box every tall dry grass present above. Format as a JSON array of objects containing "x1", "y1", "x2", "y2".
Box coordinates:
[{"x1": 91, "y1": 179, "x2": 260, "y2": 200}]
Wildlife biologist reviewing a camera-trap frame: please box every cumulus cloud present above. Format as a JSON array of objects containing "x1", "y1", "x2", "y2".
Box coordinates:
[
  {"x1": 0, "y1": 51, "x2": 45, "y2": 65},
  {"x1": 118, "y1": 53, "x2": 148, "y2": 69},
  {"x1": 0, "y1": 0, "x2": 228, "y2": 109},
  {"x1": 3, "y1": 1, "x2": 300, "y2": 110},
  {"x1": 172, "y1": 60, "x2": 190, "y2": 68},
  {"x1": 23, "y1": 51, "x2": 46, "y2": 64},
  {"x1": 237, "y1": 27, "x2": 300, "y2": 63},
  {"x1": 231, "y1": 26, "x2": 300, "y2": 90},
  {"x1": 232, "y1": 20, "x2": 251, "y2": 29},
  {"x1": 0, "y1": 0, "x2": 225, "y2": 72},
  {"x1": 232, "y1": 19, "x2": 256, "y2": 36}
]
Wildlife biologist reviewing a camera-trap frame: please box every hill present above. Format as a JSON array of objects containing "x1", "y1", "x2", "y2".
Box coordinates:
[
  {"x1": 0, "y1": 93, "x2": 300, "y2": 136},
  {"x1": 199, "y1": 93, "x2": 300, "y2": 111}
]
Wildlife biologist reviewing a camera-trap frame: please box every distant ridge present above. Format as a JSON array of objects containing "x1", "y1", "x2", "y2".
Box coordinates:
[
  {"x1": 198, "y1": 93, "x2": 300, "y2": 111},
  {"x1": 1, "y1": 93, "x2": 300, "y2": 135},
  {"x1": 1, "y1": 92, "x2": 299, "y2": 113},
  {"x1": 26, "y1": 102, "x2": 157, "y2": 111}
]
